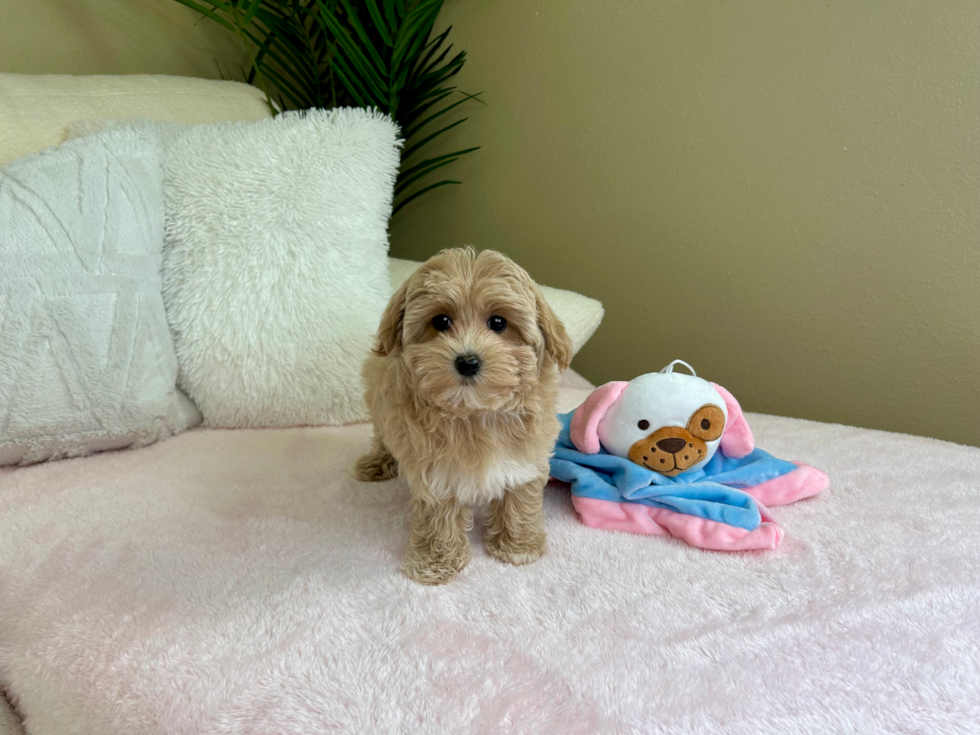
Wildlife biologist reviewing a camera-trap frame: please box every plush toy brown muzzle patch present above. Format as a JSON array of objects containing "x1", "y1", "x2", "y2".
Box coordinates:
[{"x1": 626, "y1": 403, "x2": 726, "y2": 477}]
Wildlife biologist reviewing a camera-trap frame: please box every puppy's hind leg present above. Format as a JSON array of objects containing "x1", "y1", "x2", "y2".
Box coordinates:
[
  {"x1": 352, "y1": 436, "x2": 399, "y2": 482},
  {"x1": 485, "y1": 476, "x2": 548, "y2": 566}
]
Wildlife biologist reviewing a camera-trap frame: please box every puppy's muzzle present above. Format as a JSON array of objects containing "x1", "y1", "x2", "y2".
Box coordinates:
[{"x1": 454, "y1": 353, "x2": 481, "y2": 378}]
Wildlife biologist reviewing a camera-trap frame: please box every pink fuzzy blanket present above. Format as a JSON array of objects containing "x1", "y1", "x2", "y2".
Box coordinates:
[{"x1": 1, "y1": 383, "x2": 979, "y2": 734}]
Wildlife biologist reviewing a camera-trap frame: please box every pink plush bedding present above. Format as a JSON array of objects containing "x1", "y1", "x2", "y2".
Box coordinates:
[{"x1": 1, "y1": 380, "x2": 979, "y2": 734}]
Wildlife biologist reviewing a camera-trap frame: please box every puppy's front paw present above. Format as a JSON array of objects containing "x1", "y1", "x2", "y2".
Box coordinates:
[
  {"x1": 400, "y1": 546, "x2": 471, "y2": 586},
  {"x1": 485, "y1": 530, "x2": 547, "y2": 567},
  {"x1": 351, "y1": 449, "x2": 398, "y2": 482}
]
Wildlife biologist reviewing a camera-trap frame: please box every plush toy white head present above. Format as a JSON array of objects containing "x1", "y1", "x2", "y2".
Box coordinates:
[{"x1": 569, "y1": 361, "x2": 754, "y2": 476}]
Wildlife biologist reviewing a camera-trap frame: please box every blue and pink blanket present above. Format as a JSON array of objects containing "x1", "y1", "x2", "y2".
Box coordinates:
[{"x1": 550, "y1": 412, "x2": 829, "y2": 550}]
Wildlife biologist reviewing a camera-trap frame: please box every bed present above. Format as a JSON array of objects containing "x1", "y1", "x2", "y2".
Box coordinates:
[
  {"x1": 1, "y1": 368, "x2": 979, "y2": 733},
  {"x1": 2, "y1": 72, "x2": 979, "y2": 735}
]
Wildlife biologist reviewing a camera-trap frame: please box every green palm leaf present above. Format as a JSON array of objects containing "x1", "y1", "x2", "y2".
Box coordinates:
[
  {"x1": 403, "y1": 92, "x2": 482, "y2": 140},
  {"x1": 397, "y1": 146, "x2": 478, "y2": 181},
  {"x1": 364, "y1": 1, "x2": 393, "y2": 46},
  {"x1": 173, "y1": 0, "x2": 481, "y2": 212},
  {"x1": 392, "y1": 180, "x2": 460, "y2": 214},
  {"x1": 401, "y1": 117, "x2": 467, "y2": 160}
]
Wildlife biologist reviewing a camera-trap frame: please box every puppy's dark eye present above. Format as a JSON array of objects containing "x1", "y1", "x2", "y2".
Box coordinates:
[
  {"x1": 701, "y1": 419, "x2": 710, "y2": 431},
  {"x1": 487, "y1": 315, "x2": 507, "y2": 333},
  {"x1": 432, "y1": 314, "x2": 452, "y2": 332},
  {"x1": 638, "y1": 420, "x2": 650, "y2": 431}
]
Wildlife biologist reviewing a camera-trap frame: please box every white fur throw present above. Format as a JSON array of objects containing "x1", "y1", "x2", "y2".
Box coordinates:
[
  {"x1": 0, "y1": 128, "x2": 200, "y2": 465},
  {"x1": 155, "y1": 109, "x2": 399, "y2": 427},
  {"x1": 1, "y1": 384, "x2": 979, "y2": 733}
]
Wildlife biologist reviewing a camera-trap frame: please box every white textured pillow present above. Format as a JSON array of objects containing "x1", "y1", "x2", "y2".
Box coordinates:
[
  {"x1": 0, "y1": 73, "x2": 272, "y2": 167},
  {"x1": 0, "y1": 128, "x2": 201, "y2": 465},
  {"x1": 158, "y1": 109, "x2": 400, "y2": 427}
]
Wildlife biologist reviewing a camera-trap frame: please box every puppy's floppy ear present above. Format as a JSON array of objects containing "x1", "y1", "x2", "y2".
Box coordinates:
[
  {"x1": 534, "y1": 285, "x2": 573, "y2": 371},
  {"x1": 373, "y1": 279, "x2": 409, "y2": 357}
]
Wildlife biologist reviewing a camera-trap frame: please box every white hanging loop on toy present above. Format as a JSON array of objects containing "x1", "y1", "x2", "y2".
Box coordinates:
[{"x1": 659, "y1": 359, "x2": 697, "y2": 377}]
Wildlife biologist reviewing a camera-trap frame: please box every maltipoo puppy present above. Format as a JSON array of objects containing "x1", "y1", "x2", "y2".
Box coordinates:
[{"x1": 353, "y1": 248, "x2": 573, "y2": 585}]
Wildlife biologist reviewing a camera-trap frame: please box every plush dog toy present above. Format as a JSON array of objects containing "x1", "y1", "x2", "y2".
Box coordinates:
[{"x1": 550, "y1": 361, "x2": 829, "y2": 551}]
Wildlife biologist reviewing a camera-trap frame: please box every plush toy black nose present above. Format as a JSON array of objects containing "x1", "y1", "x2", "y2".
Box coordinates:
[
  {"x1": 656, "y1": 437, "x2": 687, "y2": 454},
  {"x1": 455, "y1": 354, "x2": 481, "y2": 377}
]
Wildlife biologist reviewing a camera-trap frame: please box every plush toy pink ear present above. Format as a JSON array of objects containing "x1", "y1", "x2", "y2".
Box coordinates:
[
  {"x1": 569, "y1": 381, "x2": 629, "y2": 454},
  {"x1": 710, "y1": 382, "x2": 754, "y2": 459}
]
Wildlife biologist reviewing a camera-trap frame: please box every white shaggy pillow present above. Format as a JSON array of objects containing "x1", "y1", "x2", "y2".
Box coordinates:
[
  {"x1": 0, "y1": 127, "x2": 201, "y2": 465},
  {"x1": 158, "y1": 110, "x2": 399, "y2": 427}
]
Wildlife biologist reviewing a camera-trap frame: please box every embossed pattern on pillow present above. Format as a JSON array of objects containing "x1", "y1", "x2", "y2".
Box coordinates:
[{"x1": 0, "y1": 129, "x2": 200, "y2": 466}]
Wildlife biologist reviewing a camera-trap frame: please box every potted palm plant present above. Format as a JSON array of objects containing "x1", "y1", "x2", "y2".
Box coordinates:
[{"x1": 173, "y1": 0, "x2": 480, "y2": 213}]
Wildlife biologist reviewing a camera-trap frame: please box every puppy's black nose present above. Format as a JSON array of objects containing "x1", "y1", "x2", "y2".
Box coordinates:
[
  {"x1": 656, "y1": 437, "x2": 687, "y2": 454},
  {"x1": 454, "y1": 354, "x2": 481, "y2": 377}
]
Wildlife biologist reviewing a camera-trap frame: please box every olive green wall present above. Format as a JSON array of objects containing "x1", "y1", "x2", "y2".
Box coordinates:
[
  {"x1": 1, "y1": 1, "x2": 975, "y2": 444},
  {"x1": 0, "y1": 0, "x2": 247, "y2": 78},
  {"x1": 391, "y1": 0, "x2": 980, "y2": 446}
]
